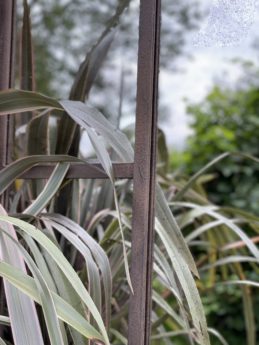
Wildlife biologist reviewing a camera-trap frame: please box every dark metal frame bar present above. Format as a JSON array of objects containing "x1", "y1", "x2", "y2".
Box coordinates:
[
  {"x1": 0, "y1": 0, "x2": 161, "y2": 343},
  {"x1": 0, "y1": 0, "x2": 16, "y2": 207},
  {"x1": 128, "y1": 0, "x2": 161, "y2": 344},
  {"x1": 18, "y1": 163, "x2": 133, "y2": 179}
]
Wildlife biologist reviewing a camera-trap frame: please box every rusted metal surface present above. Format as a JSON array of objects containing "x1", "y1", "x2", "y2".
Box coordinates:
[
  {"x1": 18, "y1": 163, "x2": 134, "y2": 179},
  {"x1": 0, "y1": 0, "x2": 16, "y2": 208},
  {"x1": 128, "y1": 0, "x2": 161, "y2": 344}
]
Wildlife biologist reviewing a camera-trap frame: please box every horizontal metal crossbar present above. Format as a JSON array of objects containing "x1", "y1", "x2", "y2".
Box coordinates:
[{"x1": 9, "y1": 163, "x2": 134, "y2": 179}]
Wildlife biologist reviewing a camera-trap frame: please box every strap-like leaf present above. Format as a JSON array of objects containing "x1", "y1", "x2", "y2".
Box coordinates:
[
  {"x1": 0, "y1": 262, "x2": 103, "y2": 341},
  {"x1": 23, "y1": 162, "x2": 70, "y2": 216},
  {"x1": 0, "y1": 89, "x2": 61, "y2": 115},
  {"x1": 0, "y1": 206, "x2": 44, "y2": 345},
  {"x1": 0, "y1": 215, "x2": 110, "y2": 345},
  {"x1": 45, "y1": 214, "x2": 112, "y2": 328}
]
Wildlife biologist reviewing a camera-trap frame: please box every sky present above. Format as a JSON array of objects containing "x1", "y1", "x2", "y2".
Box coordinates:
[{"x1": 159, "y1": 0, "x2": 259, "y2": 150}]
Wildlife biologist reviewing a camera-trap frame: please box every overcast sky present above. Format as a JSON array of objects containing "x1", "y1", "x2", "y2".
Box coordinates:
[{"x1": 160, "y1": 0, "x2": 259, "y2": 150}]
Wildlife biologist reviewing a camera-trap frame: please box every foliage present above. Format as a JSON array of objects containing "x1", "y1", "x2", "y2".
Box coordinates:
[
  {"x1": 0, "y1": 2, "x2": 258, "y2": 345},
  {"x1": 169, "y1": 61, "x2": 259, "y2": 344},
  {"x1": 178, "y1": 65, "x2": 259, "y2": 214}
]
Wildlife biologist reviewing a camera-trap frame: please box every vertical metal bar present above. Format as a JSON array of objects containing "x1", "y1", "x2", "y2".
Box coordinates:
[
  {"x1": 0, "y1": 0, "x2": 16, "y2": 207},
  {"x1": 128, "y1": 0, "x2": 161, "y2": 344}
]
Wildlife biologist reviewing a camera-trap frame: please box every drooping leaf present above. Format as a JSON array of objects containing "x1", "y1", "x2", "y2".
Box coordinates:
[
  {"x1": 171, "y1": 202, "x2": 259, "y2": 260},
  {"x1": 55, "y1": 0, "x2": 130, "y2": 155},
  {"x1": 156, "y1": 218, "x2": 210, "y2": 345},
  {"x1": 43, "y1": 218, "x2": 102, "y2": 316},
  {"x1": 23, "y1": 162, "x2": 70, "y2": 216},
  {"x1": 0, "y1": 316, "x2": 10, "y2": 326},
  {"x1": 200, "y1": 256, "x2": 259, "y2": 271},
  {"x1": 45, "y1": 214, "x2": 112, "y2": 328},
  {"x1": 0, "y1": 338, "x2": 8, "y2": 345},
  {"x1": 0, "y1": 261, "x2": 104, "y2": 341},
  {"x1": 0, "y1": 89, "x2": 61, "y2": 115},
  {"x1": 0, "y1": 215, "x2": 110, "y2": 345},
  {"x1": 0, "y1": 206, "x2": 44, "y2": 345}
]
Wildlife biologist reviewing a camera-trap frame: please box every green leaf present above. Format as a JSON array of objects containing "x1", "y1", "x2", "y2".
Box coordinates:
[
  {"x1": 56, "y1": 0, "x2": 129, "y2": 154},
  {"x1": 242, "y1": 286, "x2": 256, "y2": 345},
  {"x1": 0, "y1": 215, "x2": 110, "y2": 345},
  {"x1": 0, "y1": 89, "x2": 61, "y2": 115},
  {"x1": 59, "y1": 100, "x2": 133, "y2": 162},
  {"x1": 43, "y1": 218, "x2": 102, "y2": 315},
  {"x1": 58, "y1": 104, "x2": 133, "y2": 293},
  {"x1": 0, "y1": 206, "x2": 44, "y2": 345},
  {"x1": 27, "y1": 110, "x2": 50, "y2": 155},
  {"x1": 0, "y1": 338, "x2": 8, "y2": 345},
  {"x1": 151, "y1": 328, "x2": 229, "y2": 345},
  {"x1": 45, "y1": 214, "x2": 112, "y2": 328},
  {"x1": 27, "y1": 111, "x2": 51, "y2": 197},
  {"x1": 156, "y1": 186, "x2": 198, "y2": 277},
  {"x1": 174, "y1": 152, "x2": 230, "y2": 201},
  {"x1": 21, "y1": 234, "x2": 69, "y2": 344},
  {"x1": 200, "y1": 256, "x2": 259, "y2": 271},
  {"x1": 220, "y1": 280, "x2": 259, "y2": 288},
  {"x1": 0, "y1": 261, "x2": 103, "y2": 341},
  {"x1": 0, "y1": 220, "x2": 64, "y2": 345},
  {"x1": 24, "y1": 162, "x2": 70, "y2": 216},
  {"x1": 0, "y1": 316, "x2": 10, "y2": 326},
  {"x1": 17, "y1": 0, "x2": 35, "y2": 128},
  {"x1": 153, "y1": 290, "x2": 184, "y2": 327},
  {"x1": 174, "y1": 152, "x2": 259, "y2": 201},
  {"x1": 42, "y1": 215, "x2": 112, "y2": 327},
  {"x1": 110, "y1": 329, "x2": 127, "y2": 345},
  {"x1": 20, "y1": 0, "x2": 34, "y2": 92},
  {"x1": 55, "y1": 32, "x2": 115, "y2": 155},
  {"x1": 171, "y1": 202, "x2": 259, "y2": 260},
  {"x1": 156, "y1": 218, "x2": 210, "y2": 345}
]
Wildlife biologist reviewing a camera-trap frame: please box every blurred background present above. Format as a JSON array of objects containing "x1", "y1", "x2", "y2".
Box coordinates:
[{"x1": 16, "y1": 1, "x2": 259, "y2": 344}]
